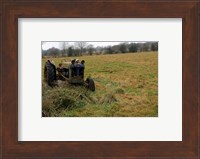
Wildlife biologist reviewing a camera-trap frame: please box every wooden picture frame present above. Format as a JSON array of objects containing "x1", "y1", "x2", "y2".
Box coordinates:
[{"x1": 0, "y1": 0, "x2": 199, "y2": 158}]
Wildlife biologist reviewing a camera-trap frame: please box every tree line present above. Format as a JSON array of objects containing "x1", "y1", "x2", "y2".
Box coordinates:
[{"x1": 42, "y1": 42, "x2": 158, "y2": 57}]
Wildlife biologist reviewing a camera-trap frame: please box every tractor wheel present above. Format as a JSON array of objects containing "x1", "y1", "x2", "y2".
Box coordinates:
[
  {"x1": 86, "y1": 78, "x2": 95, "y2": 92},
  {"x1": 44, "y1": 60, "x2": 57, "y2": 87}
]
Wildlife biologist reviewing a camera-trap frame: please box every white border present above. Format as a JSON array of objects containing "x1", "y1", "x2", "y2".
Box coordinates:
[{"x1": 18, "y1": 18, "x2": 182, "y2": 141}]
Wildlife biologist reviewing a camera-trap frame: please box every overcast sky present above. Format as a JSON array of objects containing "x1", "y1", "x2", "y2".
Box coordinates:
[{"x1": 42, "y1": 42, "x2": 145, "y2": 50}]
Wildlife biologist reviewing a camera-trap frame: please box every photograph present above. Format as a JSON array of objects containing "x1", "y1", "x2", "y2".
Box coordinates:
[{"x1": 42, "y1": 41, "x2": 158, "y2": 117}]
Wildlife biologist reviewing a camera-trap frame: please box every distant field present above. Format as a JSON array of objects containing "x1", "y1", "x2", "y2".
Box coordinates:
[{"x1": 42, "y1": 52, "x2": 158, "y2": 117}]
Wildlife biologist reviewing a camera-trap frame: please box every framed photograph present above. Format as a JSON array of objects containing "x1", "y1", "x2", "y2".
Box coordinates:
[
  {"x1": 41, "y1": 40, "x2": 158, "y2": 117},
  {"x1": 1, "y1": 0, "x2": 199, "y2": 158}
]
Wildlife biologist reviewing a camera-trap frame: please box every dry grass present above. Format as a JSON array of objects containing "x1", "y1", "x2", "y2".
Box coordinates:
[{"x1": 42, "y1": 52, "x2": 158, "y2": 117}]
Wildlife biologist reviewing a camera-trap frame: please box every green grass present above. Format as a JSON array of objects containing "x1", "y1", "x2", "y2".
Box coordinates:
[{"x1": 42, "y1": 52, "x2": 158, "y2": 117}]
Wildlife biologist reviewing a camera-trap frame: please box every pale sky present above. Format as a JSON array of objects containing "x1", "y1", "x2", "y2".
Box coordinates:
[{"x1": 42, "y1": 41, "x2": 144, "y2": 50}]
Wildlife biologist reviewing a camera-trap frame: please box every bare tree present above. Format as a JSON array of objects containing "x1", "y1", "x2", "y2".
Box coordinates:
[
  {"x1": 119, "y1": 42, "x2": 128, "y2": 53},
  {"x1": 87, "y1": 44, "x2": 94, "y2": 55},
  {"x1": 60, "y1": 42, "x2": 69, "y2": 56},
  {"x1": 75, "y1": 42, "x2": 88, "y2": 56},
  {"x1": 95, "y1": 46, "x2": 103, "y2": 54}
]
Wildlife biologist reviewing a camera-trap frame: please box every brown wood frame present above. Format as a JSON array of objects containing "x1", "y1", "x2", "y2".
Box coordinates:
[{"x1": 0, "y1": 0, "x2": 199, "y2": 158}]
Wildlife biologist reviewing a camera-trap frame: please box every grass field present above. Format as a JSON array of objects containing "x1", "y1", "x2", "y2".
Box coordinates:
[{"x1": 42, "y1": 52, "x2": 158, "y2": 117}]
